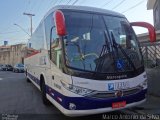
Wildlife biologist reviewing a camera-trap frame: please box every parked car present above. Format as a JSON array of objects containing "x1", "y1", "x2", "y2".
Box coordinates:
[
  {"x1": 0, "y1": 64, "x2": 3, "y2": 71},
  {"x1": 1, "y1": 64, "x2": 13, "y2": 71},
  {"x1": 13, "y1": 63, "x2": 25, "y2": 73}
]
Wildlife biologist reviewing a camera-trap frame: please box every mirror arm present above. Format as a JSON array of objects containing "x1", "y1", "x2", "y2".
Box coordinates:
[
  {"x1": 130, "y1": 22, "x2": 156, "y2": 42},
  {"x1": 54, "y1": 10, "x2": 67, "y2": 36},
  {"x1": 50, "y1": 27, "x2": 54, "y2": 60}
]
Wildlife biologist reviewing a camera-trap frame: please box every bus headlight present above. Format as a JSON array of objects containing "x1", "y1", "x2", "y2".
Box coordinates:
[{"x1": 61, "y1": 81, "x2": 94, "y2": 96}]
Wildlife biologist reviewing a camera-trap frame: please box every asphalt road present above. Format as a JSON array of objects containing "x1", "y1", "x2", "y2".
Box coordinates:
[{"x1": 0, "y1": 71, "x2": 123, "y2": 120}]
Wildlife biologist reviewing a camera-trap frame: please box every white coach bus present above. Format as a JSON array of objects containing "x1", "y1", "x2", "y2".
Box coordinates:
[{"x1": 24, "y1": 5, "x2": 156, "y2": 116}]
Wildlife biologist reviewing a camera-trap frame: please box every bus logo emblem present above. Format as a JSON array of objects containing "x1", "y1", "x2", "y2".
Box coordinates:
[
  {"x1": 115, "y1": 90, "x2": 123, "y2": 97},
  {"x1": 108, "y1": 83, "x2": 114, "y2": 91}
]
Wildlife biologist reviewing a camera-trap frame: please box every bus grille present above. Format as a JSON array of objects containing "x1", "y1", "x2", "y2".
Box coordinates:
[{"x1": 87, "y1": 86, "x2": 143, "y2": 99}]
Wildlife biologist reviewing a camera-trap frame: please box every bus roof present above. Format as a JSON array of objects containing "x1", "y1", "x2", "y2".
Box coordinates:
[
  {"x1": 30, "y1": 5, "x2": 126, "y2": 39},
  {"x1": 44, "y1": 5, "x2": 125, "y2": 19}
]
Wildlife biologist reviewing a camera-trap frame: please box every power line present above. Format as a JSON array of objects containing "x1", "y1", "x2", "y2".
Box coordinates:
[
  {"x1": 59, "y1": 0, "x2": 62, "y2": 4},
  {"x1": 0, "y1": 30, "x2": 28, "y2": 35},
  {"x1": 30, "y1": 0, "x2": 38, "y2": 12},
  {"x1": 52, "y1": 0, "x2": 59, "y2": 5},
  {"x1": 35, "y1": 0, "x2": 48, "y2": 17},
  {"x1": 24, "y1": 0, "x2": 28, "y2": 13},
  {"x1": 72, "y1": 0, "x2": 79, "y2": 5},
  {"x1": 101, "y1": 0, "x2": 113, "y2": 7},
  {"x1": 112, "y1": 0, "x2": 127, "y2": 10},
  {"x1": 2, "y1": 1, "x2": 28, "y2": 32},
  {"x1": 121, "y1": 0, "x2": 145, "y2": 13},
  {"x1": 66, "y1": 0, "x2": 72, "y2": 5},
  {"x1": 0, "y1": 37, "x2": 28, "y2": 42},
  {"x1": 27, "y1": 0, "x2": 31, "y2": 12}
]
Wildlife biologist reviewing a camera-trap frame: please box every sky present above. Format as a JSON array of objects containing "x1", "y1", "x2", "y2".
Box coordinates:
[{"x1": 0, "y1": 0, "x2": 153, "y2": 45}]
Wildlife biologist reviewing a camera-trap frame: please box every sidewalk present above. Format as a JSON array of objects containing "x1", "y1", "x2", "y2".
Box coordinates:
[
  {"x1": 123, "y1": 68, "x2": 160, "y2": 115},
  {"x1": 138, "y1": 68, "x2": 160, "y2": 114},
  {"x1": 146, "y1": 68, "x2": 160, "y2": 97}
]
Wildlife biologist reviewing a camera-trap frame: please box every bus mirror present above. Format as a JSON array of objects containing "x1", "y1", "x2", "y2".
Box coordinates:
[
  {"x1": 54, "y1": 10, "x2": 67, "y2": 36},
  {"x1": 130, "y1": 22, "x2": 156, "y2": 43}
]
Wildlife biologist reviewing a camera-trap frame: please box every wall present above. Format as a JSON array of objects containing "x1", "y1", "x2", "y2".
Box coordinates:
[
  {"x1": 0, "y1": 44, "x2": 26, "y2": 66},
  {"x1": 153, "y1": 0, "x2": 160, "y2": 30},
  {"x1": 0, "y1": 51, "x2": 10, "y2": 64}
]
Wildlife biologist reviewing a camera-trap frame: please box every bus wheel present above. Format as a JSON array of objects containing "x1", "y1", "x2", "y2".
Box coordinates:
[
  {"x1": 26, "y1": 71, "x2": 31, "y2": 83},
  {"x1": 41, "y1": 81, "x2": 50, "y2": 105},
  {"x1": 26, "y1": 77, "x2": 31, "y2": 83}
]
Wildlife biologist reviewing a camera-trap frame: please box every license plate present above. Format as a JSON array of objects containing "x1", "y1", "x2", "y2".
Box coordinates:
[{"x1": 112, "y1": 101, "x2": 126, "y2": 109}]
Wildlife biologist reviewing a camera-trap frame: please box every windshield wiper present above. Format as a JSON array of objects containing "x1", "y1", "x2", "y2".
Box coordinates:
[
  {"x1": 110, "y1": 32, "x2": 136, "y2": 71},
  {"x1": 94, "y1": 30, "x2": 117, "y2": 73}
]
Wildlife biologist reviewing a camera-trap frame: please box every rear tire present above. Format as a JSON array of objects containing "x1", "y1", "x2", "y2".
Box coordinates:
[{"x1": 41, "y1": 81, "x2": 50, "y2": 105}]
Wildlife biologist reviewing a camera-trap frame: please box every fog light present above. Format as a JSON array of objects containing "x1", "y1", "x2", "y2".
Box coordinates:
[{"x1": 69, "y1": 103, "x2": 76, "y2": 110}]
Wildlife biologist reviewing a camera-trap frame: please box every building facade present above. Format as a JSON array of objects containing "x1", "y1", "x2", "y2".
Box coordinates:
[
  {"x1": 147, "y1": 0, "x2": 160, "y2": 30},
  {"x1": 0, "y1": 46, "x2": 11, "y2": 65},
  {"x1": 0, "y1": 44, "x2": 26, "y2": 66}
]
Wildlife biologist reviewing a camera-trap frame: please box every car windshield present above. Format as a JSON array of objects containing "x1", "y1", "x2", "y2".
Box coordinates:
[
  {"x1": 63, "y1": 12, "x2": 143, "y2": 73},
  {"x1": 17, "y1": 64, "x2": 24, "y2": 67}
]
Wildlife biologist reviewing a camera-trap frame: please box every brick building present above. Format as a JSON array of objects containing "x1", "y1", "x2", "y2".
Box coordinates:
[{"x1": 0, "y1": 44, "x2": 26, "y2": 66}]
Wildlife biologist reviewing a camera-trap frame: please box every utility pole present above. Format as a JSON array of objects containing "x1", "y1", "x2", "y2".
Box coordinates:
[{"x1": 23, "y1": 13, "x2": 35, "y2": 36}]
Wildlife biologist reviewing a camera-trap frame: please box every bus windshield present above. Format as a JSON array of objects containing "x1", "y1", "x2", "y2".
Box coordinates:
[{"x1": 63, "y1": 11, "x2": 143, "y2": 73}]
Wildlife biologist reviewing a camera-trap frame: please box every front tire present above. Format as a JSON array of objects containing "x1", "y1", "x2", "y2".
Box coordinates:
[
  {"x1": 26, "y1": 77, "x2": 31, "y2": 83},
  {"x1": 41, "y1": 81, "x2": 50, "y2": 105},
  {"x1": 25, "y1": 71, "x2": 31, "y2": 83}
]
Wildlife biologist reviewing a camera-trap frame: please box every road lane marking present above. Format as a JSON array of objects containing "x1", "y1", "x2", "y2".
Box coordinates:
[{"x1": 0, "y1": 78, "x2": 3, "y2": 80}]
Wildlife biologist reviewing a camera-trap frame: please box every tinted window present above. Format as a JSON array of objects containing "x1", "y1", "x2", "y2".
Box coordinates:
[
  {"x1": 17, "y1": 64, "x2": 24, "y2": 67},
  {"x1": 28, "y1": 22, "x2": 45, "y2": 52},
  {"x1": 44, "y1": 12, "x2": 61, "y2": 68},
  {"x1": 63, "y1": 12, "x2": 143, "y2": 73},
  {"x1": 44, "y1": 12, "x2": 59, "y2": 50}
]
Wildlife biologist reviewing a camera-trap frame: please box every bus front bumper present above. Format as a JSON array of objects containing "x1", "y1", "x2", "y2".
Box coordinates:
[
  {"x1": 63, "y1": 99, "x2": 146, "y2": 117},
  {"x1": 46, "y1": 87, "x2": 147, "y2": 116}
]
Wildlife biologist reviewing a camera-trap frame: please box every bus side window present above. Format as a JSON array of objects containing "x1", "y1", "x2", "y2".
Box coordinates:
[
  {"x1": 44, "y1": 12, "x2": 62, "y2": 69},
  {"x1": 50, "y1": 26, "x2": 62, "y2": 69}
]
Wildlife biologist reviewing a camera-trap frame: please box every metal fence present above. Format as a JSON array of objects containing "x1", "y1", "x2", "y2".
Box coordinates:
[{"x1": 140, "y1": 42, "x2": 160, "y2": 68}]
